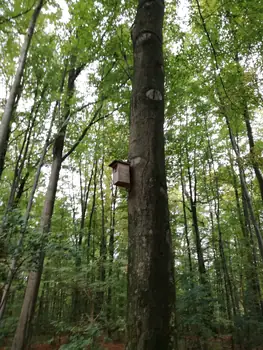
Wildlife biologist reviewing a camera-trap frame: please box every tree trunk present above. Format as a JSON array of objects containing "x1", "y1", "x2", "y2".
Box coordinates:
[
  {"x1": 186, "y1": 162, "x2": 206, "y2": 279},
  {"x1": 127, "y1": 1, "x2": 175, "y2": 349},
  {"x1": 228, "y1": 150, "x2": 262, "y2": 317},
  {"x1": 107, "y1": 185, "x2": 117, "y2": 324},
  {"x1": 243, "y1": 104, "x2": 263, "y2": 202},
  {"x1": 0, "y1": 70, "x2": 66, "y2": 322},
  {"x1": 2, "y1": 84, "x2": 45, "y2": 226},
  {"x1": 71, "y1": 160, "x2": 94, "y2": 321},
  {"x1": 0, "y1": 0, "x2": 44, "y2": 178},
  {"x1": 11, "y1": 63, "x2": 81, "y2": 350},
  {"x1": 225, "y1": 114, "x2": 263, "y2": 261},
  {"x1": 179, "y1": 157, "x2": 192, "y2": 274},
  {"x1": 87, "y1": 159, "x2": 98, "y2": 252},
  {"x1": 205, "y1": 122, "x2": 237, "y2": 319},
  {"x1": 96, "y1": 155, "x2": 106, "y2": 314}
]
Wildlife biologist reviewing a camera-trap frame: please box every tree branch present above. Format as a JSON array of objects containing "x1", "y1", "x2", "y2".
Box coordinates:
[
  {"x1": 0, "y1": 1, "x2": 36, "y2": 25},
  {"x1": 195, "y1": 0, "x2": 237, "y2": 108},
  {"x1": 62, "y1": 104, "x2": 104, "y2": 162},
  {"x1": 62, "y1": 104, "x2": 123, "y2": 162}
]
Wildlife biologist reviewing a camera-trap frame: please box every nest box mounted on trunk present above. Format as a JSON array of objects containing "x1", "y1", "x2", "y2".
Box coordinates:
[{"x1": 109, "y1": 160, "x2": 130, "y2": 189}]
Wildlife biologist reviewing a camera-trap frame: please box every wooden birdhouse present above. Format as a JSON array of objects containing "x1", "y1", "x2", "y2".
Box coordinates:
[{"x1": 109, "y1": 160, "x2": 130, "y2": 189}]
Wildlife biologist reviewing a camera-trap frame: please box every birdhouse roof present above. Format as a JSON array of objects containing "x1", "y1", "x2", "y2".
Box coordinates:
[{"x1": 109, "y1": 160, "x2": 130, "y2": 168}]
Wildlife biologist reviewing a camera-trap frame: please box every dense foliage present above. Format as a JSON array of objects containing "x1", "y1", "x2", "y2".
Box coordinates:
[{"x1": 1, "y1": 0, "x2": 263, "y2": 348}]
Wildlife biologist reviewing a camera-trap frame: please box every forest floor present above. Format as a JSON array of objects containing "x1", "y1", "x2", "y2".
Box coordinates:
[
  {"x1": 28, "y1": 342, "x2": 125, "y2": 350},
  {"x1": 0, "y1": 337, "x2": 125, "y2": 350},
  {"x1": 1, "y1": 336, "x2": 263, "y2": 350},
  {"x1": 0, "y1": 343, "x2": 125, "y2": 350}
]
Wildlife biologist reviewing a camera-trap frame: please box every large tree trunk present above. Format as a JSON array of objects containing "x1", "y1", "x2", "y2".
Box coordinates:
[
  {"x1": 127, "y1": 1, "x2": 175, "y2": 349},
  {"x1": 11, "y1": 63, "x2": 81, "y2": 350},
  {"x1": 0, "y1": 0, "x2": 44, "y2": 178}
]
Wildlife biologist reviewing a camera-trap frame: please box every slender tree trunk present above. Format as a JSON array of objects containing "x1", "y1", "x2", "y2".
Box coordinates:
[
  {"x1": 79, "y1": 162, "x2": 94, "y2": 246},
  {"x1": 107, "y1": 185, "x2": 117, "y2": 324},
  {"x1": 0, "y1": 0, "x2": 44, "y2": 178},
  {"x1": 186, "y1": 162, "x2": 206, "y2": 279},
  {"x1": 127, "y1": 1, "x2": 175, "y2": 349},
  {"x1": 225, "y1": 14, "x2": 263, "y2": 202},
  {"x1": 0, "y1": 70, "x2": 66, "y2": 322},
  {"x1": 224, "y1": 111, "x2": 263, "y2": 261},
  {"x1": 2, "y1": 84, "x2": 45, "y2": 225},
  {"x1": 11, "y1": 63, "x2": 81, "y2": 350},
  {"x1": 87, "y1": 159, "x2": 98, "y2": 252},
  {"x1": 0, "y1": 128, "x2": 29, "y2": 234},
  {"x1": 71, "y1": 160, "x2": 94, "y2": 321},
  {"x1": 241, "y1": 188, "x2": 263, "y2": 316},
  {"x1": 180, "y1": 167, "x2": 192, "y2": 275},
  {"x1": 205, "y1": 122, "x2": 237, "y2": 319},
  {"x1": 96, "y1": 156, "x2": 106, "y2": 314},
  {"x1": 228, "y1": 151, "x2": 262, "y2": 318},
  {"x1": 243, "y1": 104, "x2": 263, "y2": 201}
]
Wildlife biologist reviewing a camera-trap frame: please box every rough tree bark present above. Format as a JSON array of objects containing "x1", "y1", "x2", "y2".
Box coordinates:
[
  {"x1": 127, "y1": 1, "x2": 175, "y2": 349},
  {"x1": 0, "y1": 0, "x2": 44, "y2": 178}
]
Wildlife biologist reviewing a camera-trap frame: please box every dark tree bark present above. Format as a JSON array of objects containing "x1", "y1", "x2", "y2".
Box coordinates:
[{"x1": 127, "y1": 1, "x2": 175, "y2": 349}]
